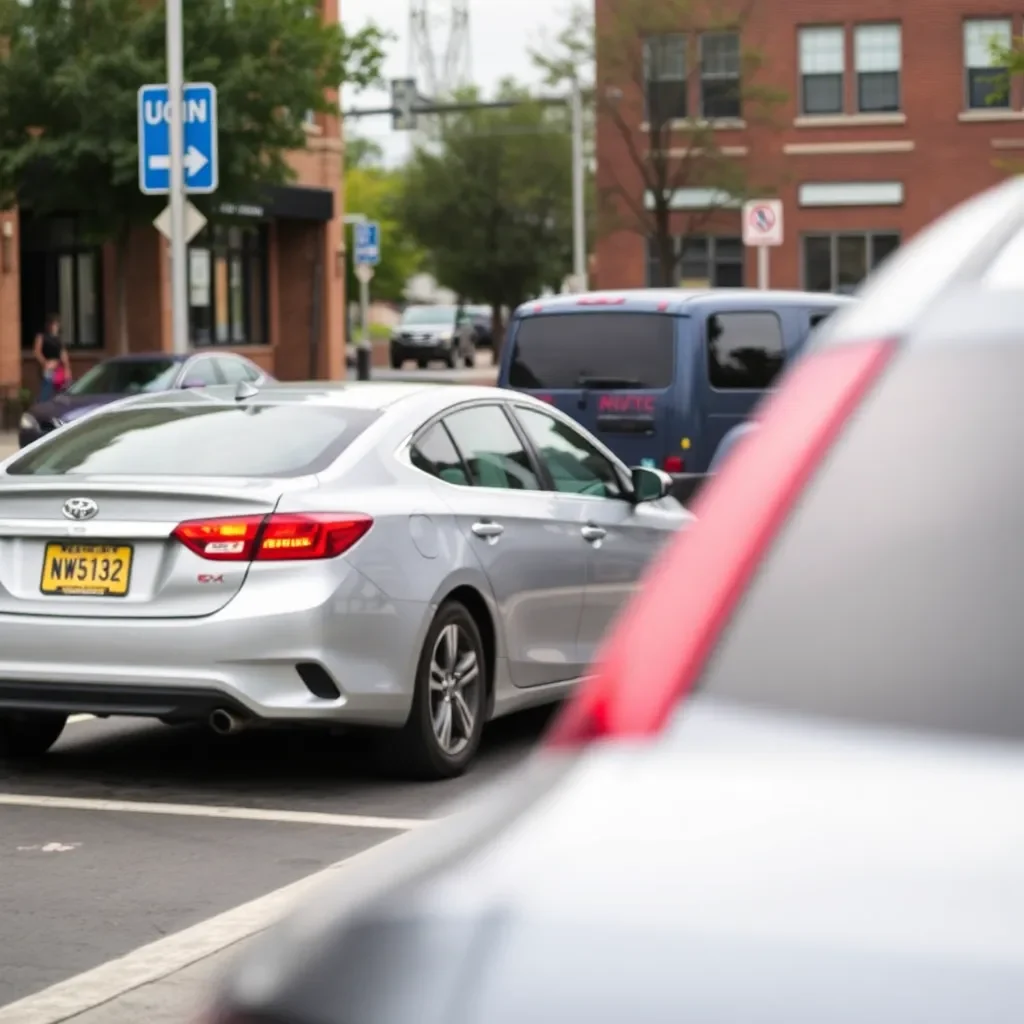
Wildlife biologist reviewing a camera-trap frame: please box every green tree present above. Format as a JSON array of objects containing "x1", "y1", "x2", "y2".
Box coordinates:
[
  {"x1": 0, "y1": 0, "x2": 388, "y2": 351},
  {"x1": 593, "y1": 0, "x2": 785, "y2": 286},
  {"x1": 992, "y1": 35, "x2": 1024, "y2": 174},
  {"x1": 399, "y1": 82, "x2": 573, "y2": 348},
  {"x1": 344, "y1": 135, "x2": 385, "y2": 171},
  {"x1": 344, "y1": 150, "x2": 425, "y2": 304}
]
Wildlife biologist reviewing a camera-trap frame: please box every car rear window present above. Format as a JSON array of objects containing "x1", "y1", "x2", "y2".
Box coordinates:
[
  {"x1": 6, "y1": 404, "x2": 380, "y2": 478},
  {"x1": 508, "y1": 312, "x2": 675, "y2": 390},
  {"x1": 689, "y1": 344, "x2": 1024, "y2": 743}
]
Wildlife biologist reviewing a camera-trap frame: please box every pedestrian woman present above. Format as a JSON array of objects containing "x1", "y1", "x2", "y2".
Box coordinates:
[{"x1": 34, "y1": 313, "x2": 71, "y2": 401}]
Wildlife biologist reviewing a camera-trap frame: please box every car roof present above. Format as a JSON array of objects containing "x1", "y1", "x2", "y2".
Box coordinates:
[
  {"x1": 99, "y1": 352, "x2": 188, "y2": 363},
  {"x1": 819, "y1": 175, "x2": 1024, "y2": 349},
  {"x1": 516, "y1": 289, "x2": 855, "y2": 318},
  {"x1": 105, "y1": 380, "x2": 504, "y2": 413}
]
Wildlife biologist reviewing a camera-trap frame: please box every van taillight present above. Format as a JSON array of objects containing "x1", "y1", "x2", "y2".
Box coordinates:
[{"x1": 663, "y1": 455, "x2": 684, "y2": 473}]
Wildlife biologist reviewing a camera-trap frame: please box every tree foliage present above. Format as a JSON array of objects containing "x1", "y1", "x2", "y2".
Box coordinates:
[
  {"x1": 343, "y1": 142, "x2": 424, "y2": 303},
  {"x1": 398, "y1": 82, "x2": 573, "y2": 344},
  {"x1": 595, "y1": 0, "x2": 785, "y2": 286},
  {"x1": 0, "y1": 0, "x2": 388, "y2": 348}
]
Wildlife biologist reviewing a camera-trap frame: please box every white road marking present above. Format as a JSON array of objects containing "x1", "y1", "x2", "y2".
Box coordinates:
[
  {"x1": 0, "y1": 793, "x2": 427, "y2": 831},
  {"x1": 0, "y1": 831, "x2": 417, "y2": 1024},
  {"x1": 15, "y1": 842, "x2": 80, "y2": 853}
]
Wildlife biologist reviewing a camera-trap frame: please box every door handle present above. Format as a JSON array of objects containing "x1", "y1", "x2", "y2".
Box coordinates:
[
  {"x1": 580, "y1": 525, "x2": 607, "y2": 542},
  {"x1": 471, "y1": 521, "x2": 505, "y2": 539}
]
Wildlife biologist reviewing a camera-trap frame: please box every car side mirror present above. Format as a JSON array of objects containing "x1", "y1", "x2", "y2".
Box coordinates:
[
  {"x1": 181, "y1": 379, "x2": 206, "y2": 389},
  {"x1": 630, "y1": 466, "x2": 672, "y2": 503}
]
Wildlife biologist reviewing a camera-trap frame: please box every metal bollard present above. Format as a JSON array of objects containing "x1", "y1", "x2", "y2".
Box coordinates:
[{"x1": 355, "y1": 343, "x2": 372, "y2": 381}]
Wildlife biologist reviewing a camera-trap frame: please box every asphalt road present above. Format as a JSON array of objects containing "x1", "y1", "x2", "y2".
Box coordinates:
[{"x1": 0, "y1": 706, "x2": 556, "y2": 1010}]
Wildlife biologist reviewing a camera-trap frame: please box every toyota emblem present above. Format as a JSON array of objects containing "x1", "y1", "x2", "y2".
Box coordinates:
[{"x1": 62, "y1": 497, "x2": 98, "y2": 521}]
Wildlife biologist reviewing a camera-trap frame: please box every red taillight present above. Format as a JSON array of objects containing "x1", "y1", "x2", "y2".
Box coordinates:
[
  {"x1": 172, "y1": 513, "x2": 373, "y2": 562},
  {"x1": 663, "y1": 454, "x2": 684, "y2": 473},
  {"x1": 547, "y1": 339, "x2": 896, "y2": 748}
]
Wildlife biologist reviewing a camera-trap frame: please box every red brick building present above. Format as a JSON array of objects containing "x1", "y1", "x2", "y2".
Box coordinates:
[
  {"x1": 595, "y1": 0, "x2": 1024, "y2": 292},
  {"x1": 0, "y1": 0, "x2": 346, "y2": 406}
]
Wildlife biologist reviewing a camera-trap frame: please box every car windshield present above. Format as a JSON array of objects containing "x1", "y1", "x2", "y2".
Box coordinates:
[
  {"x1": 402, "y1": 306, "x2": 455, "y2": 326},
  {"x1": 6, "y1": 404, "x2": 382, "y2": 478},
  {"x1": 66, "y1": 359, "x2": 179, "y2": 397}
]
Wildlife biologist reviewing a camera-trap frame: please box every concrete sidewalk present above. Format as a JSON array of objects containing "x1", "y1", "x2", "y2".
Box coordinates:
[
  {"x1": 0, "y1": 432, "x2": 16, "y2": 458},
  {"x1": 61, "y1": 944, "x2": 246, "y2": 1024}
]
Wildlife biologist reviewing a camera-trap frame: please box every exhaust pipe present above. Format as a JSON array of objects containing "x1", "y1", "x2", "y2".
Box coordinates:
[{"x1": 209, "y1": 708, "x2": 246, "y2": 736}]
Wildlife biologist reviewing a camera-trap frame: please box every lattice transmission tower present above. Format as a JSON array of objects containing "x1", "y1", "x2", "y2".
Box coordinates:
[{"x1": 408, "y1": 0, "x2": 472, "y2": 140}]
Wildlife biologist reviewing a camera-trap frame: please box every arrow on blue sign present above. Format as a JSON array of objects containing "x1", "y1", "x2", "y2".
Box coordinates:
[
  {"x1": 137, "y1": 82, "x2": 219, "y2": 196},
  {"x1": 354, "y1": 221, "x2": 381, "y2": 265}
]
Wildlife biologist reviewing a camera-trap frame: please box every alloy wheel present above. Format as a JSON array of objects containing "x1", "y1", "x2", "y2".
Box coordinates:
[{"x1": 428, "y1": 622, "x2": 480, "y2": 756}]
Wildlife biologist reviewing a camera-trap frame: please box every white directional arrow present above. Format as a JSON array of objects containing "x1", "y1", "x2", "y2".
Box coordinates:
[{"x1": 147, "y1": 145, "x2": 209, "y2": 178}]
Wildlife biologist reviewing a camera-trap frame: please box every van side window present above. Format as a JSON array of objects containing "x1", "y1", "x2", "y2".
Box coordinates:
[
  {"x1": 707, "y1": 311, "x2": 785, "y2": 390},
  {"x1": 810, "y1": 310, "x2": 834, "y2": 329}
]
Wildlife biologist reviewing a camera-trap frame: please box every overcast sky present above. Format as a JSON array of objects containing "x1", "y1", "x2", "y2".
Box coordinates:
[{"x1": 341, "y1": 0, "x2": 579, "y2": 163}]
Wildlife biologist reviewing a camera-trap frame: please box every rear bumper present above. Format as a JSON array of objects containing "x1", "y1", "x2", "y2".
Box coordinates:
[
  {"x1": 0, "y1": 564, "x2": 429, "y2": 728},
  {"x1": 391, "y1": 341, "x2": 453, "y2": 362}
]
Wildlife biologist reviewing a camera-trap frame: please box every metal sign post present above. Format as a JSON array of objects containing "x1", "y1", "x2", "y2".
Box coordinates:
[
  {"x1": 166, "y1": 0, "x2": 187, "y2": 354},
  {"x1": 352, "y1": 223, "x2": 380, "y2": 381},
  {"x1": 742, "y1": 199, "x2": 784, "y2": 290}
]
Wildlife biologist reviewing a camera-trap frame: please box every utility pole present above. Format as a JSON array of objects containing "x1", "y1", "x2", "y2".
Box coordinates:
[{"x1": 570, "y1": 78, "x2": 587, "y2": 292}]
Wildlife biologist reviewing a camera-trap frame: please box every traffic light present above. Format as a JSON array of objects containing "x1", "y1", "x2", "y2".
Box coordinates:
[{"x1": 390, "y1": 78, "x2": 418, "y2": 131}]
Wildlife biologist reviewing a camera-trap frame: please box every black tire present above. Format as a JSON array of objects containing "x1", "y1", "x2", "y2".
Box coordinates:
[
  {"x1": 464, "y1": 350, "x2": 476, "y2": 368},
  {"x1": 390, "y1": 601, "x2": 487, "y2": 780},
  {"x1": 417, "y1": 358, "x2": 428, "y2": 370},
  {"x1": 444, "y1": 348, "x2": 456, "y2": 369},
  {"x1": 0, "y1": 712, "x2": 67, "y2": 758},
  {"x1": 390, "y1": 353, "x2": 403, "y2": 370}
]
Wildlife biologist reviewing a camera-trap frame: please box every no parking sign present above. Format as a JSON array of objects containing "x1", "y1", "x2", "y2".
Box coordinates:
[{"x1": 742, "y1": 199, "x2": 784, "y2": 247}]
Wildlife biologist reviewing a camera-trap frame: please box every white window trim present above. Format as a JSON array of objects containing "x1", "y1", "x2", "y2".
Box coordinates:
[{"x1": 798, "y1": 181, "x2": 904, "y2": 207}]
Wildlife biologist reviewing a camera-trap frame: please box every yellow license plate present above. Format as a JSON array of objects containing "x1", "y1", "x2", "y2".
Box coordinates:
[{"x1": 40, "y1": 543, "x2": 133, "y2": 597}]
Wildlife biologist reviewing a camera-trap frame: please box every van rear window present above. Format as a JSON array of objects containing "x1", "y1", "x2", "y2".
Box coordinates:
[{"x1": 508, "y1": 313, "x2": 675, "y2": 390}]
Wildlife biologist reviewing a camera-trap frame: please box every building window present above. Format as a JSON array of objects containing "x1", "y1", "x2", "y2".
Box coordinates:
[
  {"x1": 646, "y1": 235, "x2": 744, "y2": 288},
  {"x1": 802, "y1": 232, "x2": 900, "y2": 294},
  {"x1": 964, "y1": 19, "x2": 1012, "y2": 109},
  {"x1": 799, "y1": 26, "x2": 844, "y2": 115},
  {"x1": 644, "y1": 34, "x2": 687, "y2": 124},
  {"x1": 19, "y1": 215, "x2": 103, "y2": 350},
  {"x1": 187, "y1": 224, "x2": 268, "y2": 346},
  {"x1": 700, "y1": 31, "x2": 741, "y2": 119},
  {"x1": 855, "y1": 23, "x2": 901, "y2": 112}
]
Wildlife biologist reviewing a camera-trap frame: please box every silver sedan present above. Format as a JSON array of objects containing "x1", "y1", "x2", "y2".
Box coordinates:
[{"x1": 0, "y1": 381, "x2": 690, "y2": 777}]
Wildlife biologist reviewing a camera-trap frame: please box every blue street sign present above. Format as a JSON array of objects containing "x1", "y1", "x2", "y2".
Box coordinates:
[
  {"x1": 354, "y1": 221, "x2": 381, "y2": 265},
  {"x1": 137, "y1": 82, "x2": 219, "y2": 196}
]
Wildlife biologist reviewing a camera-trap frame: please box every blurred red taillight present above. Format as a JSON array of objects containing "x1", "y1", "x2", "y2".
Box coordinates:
[
  {"x1": 547, "y1": 339, "x2": 896, "y2": 748},
  {"x1": 172, "y1": 513, "x2": 373, "y2": 562},
  {"x1": 663, "y1": 455, "x2": 684, "y2": 473}
]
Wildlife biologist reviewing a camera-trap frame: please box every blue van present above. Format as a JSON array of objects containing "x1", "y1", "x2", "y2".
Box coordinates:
[{"x1": 497, "y1": 288, "x2": 853, "y2": 501}]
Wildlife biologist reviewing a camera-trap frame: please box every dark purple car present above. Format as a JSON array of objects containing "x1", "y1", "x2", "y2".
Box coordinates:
[{"x1": 19, "y1": 352, "x2": 269, "y2": 447}]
